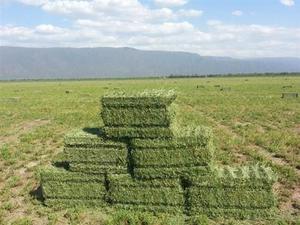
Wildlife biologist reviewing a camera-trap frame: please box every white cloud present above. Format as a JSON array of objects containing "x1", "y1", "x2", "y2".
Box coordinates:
[
  {"x1": 1, "y1": 0, "x2": 300, "y2": 58},
  {"x1": 280, "y1": 0, "x2": 295, "y2": 6},
  {"x1": 35, "y1": 24, "x2": 64, "y2": 34},
  {"x1": 154, "y1": 0, "x2": 187, "y2": 7},
  {"x1": 232, "y1": 10, "x2": 243, "y2": 16}
]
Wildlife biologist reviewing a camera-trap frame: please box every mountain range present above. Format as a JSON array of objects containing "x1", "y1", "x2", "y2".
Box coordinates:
[{"x1": 0, "y1": 46, "x2": 299, "y2": 80}]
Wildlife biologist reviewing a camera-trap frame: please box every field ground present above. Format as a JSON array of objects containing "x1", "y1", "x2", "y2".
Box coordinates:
[{"x1": 0, "y1": 76, "x2": 299, "y2": 225}]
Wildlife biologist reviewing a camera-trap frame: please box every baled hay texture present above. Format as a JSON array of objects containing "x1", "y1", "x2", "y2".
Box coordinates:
[
  {"x1": 101, "y1": 106, "x2": 176, "y2": 127},
  {"x1": 132, "y1": 146, "x2": 213, "y2": 167},
  {"x1": 130, "y1": 126, "x2": 213, "y2": 149},
  {"x1": 189, "y1": 164, "x2": 277, "y2": 190},
  {"x1": 68, "y1": 163, "x2": 128, "y2": 175},
  {"x1": 103, "y1": 126, "x2": 173, "y2": 139},
  {"x1": 108, "y1": 175, "x2": 184, "y2": 206},
  {"x1": 188, "y1": 188, "x2": 276, "y2": 209},
  {"x1": 41, "y1": 167, "x2": 106, "y2": 202},
  {"x1": 133, "y1": 166, "x2": 211, "y2": 180},
  {"x1": 64, "y1": 128, "x2": 126, "y2": 148},
  {"x1": 102, "y1": 90, "x2": 176, "y2": 107},
  {"x1": 64, "y1": 147, "x2": 127, "y2": 165}
]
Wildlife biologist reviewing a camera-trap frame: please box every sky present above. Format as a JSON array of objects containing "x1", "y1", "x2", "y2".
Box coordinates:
[{"x1": 0, "y1": 0, "x2": 299, "y2": 58}]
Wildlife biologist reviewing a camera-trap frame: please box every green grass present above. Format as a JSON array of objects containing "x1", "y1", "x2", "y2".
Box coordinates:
[{"x1": 0, "y1": 76, "x2": 299, "y2": 224}]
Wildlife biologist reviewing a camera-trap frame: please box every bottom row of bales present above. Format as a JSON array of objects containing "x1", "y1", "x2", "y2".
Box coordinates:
[
  {"x1": 40, "y1": 126, "x2": 277, "y2": 220},
  {"x1": 41, "y1": 167, "x2": 277, "y2": 219}
]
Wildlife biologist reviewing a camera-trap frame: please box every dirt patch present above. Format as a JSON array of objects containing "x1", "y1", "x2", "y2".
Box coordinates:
[
  {"x1": 293, "y1": 124, "x2": 300, "y2": 134},
  {"x1": 292, "y1": 187, "x2": 300, "y2": 202},
  {"x1": 0, "y1": 119, "x2": 50, "y2": 146}
]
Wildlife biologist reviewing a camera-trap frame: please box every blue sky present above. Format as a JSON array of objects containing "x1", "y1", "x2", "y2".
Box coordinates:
[{"x1": 0, "y1": 0, "x2": 299, "y2": 57}]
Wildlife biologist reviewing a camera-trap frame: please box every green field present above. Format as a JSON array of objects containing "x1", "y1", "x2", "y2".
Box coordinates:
[{"x1": 0, "y1": 76, "x2": 299, "y2": 225}]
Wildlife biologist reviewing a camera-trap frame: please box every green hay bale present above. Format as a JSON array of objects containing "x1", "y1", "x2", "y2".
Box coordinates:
[
  {"x1": 130, "y1": 126, "x2": 213, "y2": 149},
  {"x1": 103, "y1": 126, "x2": 173, "y2": 139},
  {"x1": 188, "y1": 188, "x2": 276, "y2": 209},
  {"x1": 189, "y1": 165, "x2": 277, "y2": 190},
  {"x1": 44, "y1": 199, "x2": 106, "y2": 208},
  {"x1": 64, "y1": 128, "x2": 126, "y2": 148},
  {"x1": 108, "y1": 175, "x2": 184, "y2": 206},
  {"x1": 132, "y1": 146, "x2": 213, "y2": 167},
  {"x1": 42, "y1": 181, "x2": 106, "y2": 199},
  {"x1": 102, "y1": 90, "x2": 176, "y2": 107},
  {"x1": 187, "y1": 165, "x2": 277, "y2": 219},
  {"x1": 189, "y1": 207, "x2": 276, "y2": 219},
  {"x1": 101, "y1": 106, "x2": 176, "y2": 127},
  {"x1": 40, "y1": 167, "x2": 106, "y2": 202},
  {"x1": 133, "y1": 166, "x2": 211, "y2": 179},
  {"x1": 64, "y1": 147, "x2": 127, "y2": 165},
  {"x1": 68, "y1": 163, "x2": 128, "y2": 175}
]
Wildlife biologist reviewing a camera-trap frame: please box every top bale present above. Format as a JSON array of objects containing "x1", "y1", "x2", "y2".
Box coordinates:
[{"x1": 101, "y1": 89, "x2": 176, "y2": 107}]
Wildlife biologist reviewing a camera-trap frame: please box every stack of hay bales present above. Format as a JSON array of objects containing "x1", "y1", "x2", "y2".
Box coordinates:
[
  {"x1": 102, "y1": 90, "x2": 190, "y2": 212},
  {"x1": 40, "y1": 89, "x2": 277, "y2": 220},
  {"x1": 187, "y1": 165, "x2": 277, "y2": 219}
]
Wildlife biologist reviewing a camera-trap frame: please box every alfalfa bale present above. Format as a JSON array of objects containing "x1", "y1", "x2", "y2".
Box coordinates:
[{"x1": 40, "y1": 167, "x2": 106, "y2": 207}]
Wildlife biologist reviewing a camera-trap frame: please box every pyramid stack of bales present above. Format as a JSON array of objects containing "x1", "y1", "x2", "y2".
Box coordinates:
[{"x1": 40, "y1": 89, "x2": 277, "y2": 219}]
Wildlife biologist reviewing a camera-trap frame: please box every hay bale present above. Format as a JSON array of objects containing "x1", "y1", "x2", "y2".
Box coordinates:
[
  {"x1": 61, "y1": 128, "x2": 128, "y2": 174},
  {"x1": 41, "y1": 167, "x2": 106, "y2": 207},
  {"x1": 107, "y1": 175, "x2": 184, "y2": 213},
  {"x1": 101, "y1": 106, "x2": 176, "y2": 127},
  {"x1": 101, "y1": 90, "x2": 177, "y2": 138},
  {"x1": 131, "y1": 126, "x2": 214, "y2": 179},
  {"x1": 130, "y1": 126, "x2": 213, "y2": 149},
  {"x1": 187, "y1": 165, "x2": 277, "y2": 219}
]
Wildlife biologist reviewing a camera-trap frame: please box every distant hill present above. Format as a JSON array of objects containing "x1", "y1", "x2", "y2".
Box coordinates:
[{"x1": 0, "y1": 46, "x2": 299, "y2": 80}]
